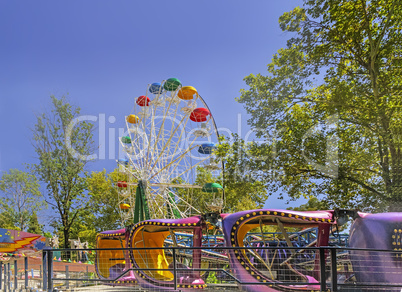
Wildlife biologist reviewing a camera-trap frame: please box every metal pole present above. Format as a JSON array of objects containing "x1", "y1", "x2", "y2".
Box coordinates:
[
  {"x1": 0, "y1": 262, "x2": 2, "y2": 290},
  {"x1": 42, "y1": 251, "x2": 47, "y2": 291},
  {"x1": 47, "y1": 250, "x2": 53, "y2": 292},
  {"x1": 24, "y1": 257, "x2": 28, "y2": 289},
  {"x1": 66, "y1": 265, "x2": 69, "y2": 289},
  {"x1": 4, "y1": 262, "x2": 7, "y2": 292},
  {"x1": 330, "y1": 248, "x2": 338, "y2": 291},
  {"x1": 7, "y1": 263, "x2": 11, "y2": 291},
  {"x1": 192, "y1": 227, "x2": 202, "y2": 277},
  {"x1": 14, "y1": 260, "x2": 17, "y2": 291},
  {"x1": 319, "y1": 248, "x2": 326, "y2": 292},
  {"x1": 173, "y1": 248, "x2": 177, "y2": 290}
]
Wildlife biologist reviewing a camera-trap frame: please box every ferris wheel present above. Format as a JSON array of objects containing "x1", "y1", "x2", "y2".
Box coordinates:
[{"x1": 116, "y1": 78, "x2": 223, "y2": 225}]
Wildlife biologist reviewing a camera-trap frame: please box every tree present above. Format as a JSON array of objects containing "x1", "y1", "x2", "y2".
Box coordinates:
[
  {"x1": 0, "y1": 169, "x2": 45, "y2": 231},
  {"x1": 287, "y1": 197, "x2": 329, "y2": 212},
  {"x1": 215, "y1": 135, "x2": 269, "y2": 212},
  {"x1": 169, "y1": 134, "x2": 269, "y2": 215},
  {"x1": 32, "y1": 96, "x2": 94, "y2": 248},
  {"x1": 74, "y1": 169, "x2": 127, "y2": 246},
  {"x1": 237, "y1": 0, "x2": 401, "y2": 211},
  {"x1": 27, "y1": 212, "x2": 44, "y2": 234},
  {"x1": 0, "y1": 213, "x2": 16, "y2": 229}
]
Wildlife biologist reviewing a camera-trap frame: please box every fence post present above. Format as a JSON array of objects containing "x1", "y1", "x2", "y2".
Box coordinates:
[
  {"x1": 0, "y1": 261, "x2": 2, "y2": 290},
  {"x1": 13, "y1": 259, "x2": 17, "y2": 291},
  {"x1": 47, "y1": 250, "x2": 53, "y2": 292},
  {"x1": 7, "y1": 262, "x2": 11, "y2": 291},
  {"x1": 330, "y1": 248, "x2": 338, "y2": 292},
  {"x1": 42, "y1": 250, "x2": 47, "y2": 291},
  {"x1": 319, "y1": 248, "x2": 326, "y2": 292},
  {"x1": 193, "y1": 227, "x2": 202, "y2": 277},
  {"x1": 3, "y1": 265, "x2": 6, "y2": 289},
  {"x1": 66, "y1": 265, "x2": 69, "y2": 289},
  {"x1": 25, "y1": 257, "x2": 28, "y2": 289},
  {"x1": 173, "y1": 247, "x2": 177, "y2": 290}
]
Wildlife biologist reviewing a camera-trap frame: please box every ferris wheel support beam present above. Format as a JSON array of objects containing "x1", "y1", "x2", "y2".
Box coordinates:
[
  {"x1": 167, "y1": 192, "x2": 182, "y2": 219},
  {"x1": 133, "y1": 180, "x2": 150, "y2": 224}
]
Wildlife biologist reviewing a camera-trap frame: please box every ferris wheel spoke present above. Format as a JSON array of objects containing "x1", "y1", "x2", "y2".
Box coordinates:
[
  {"x1": 166, "y1": 132, "x2": 213, "y2": 179},
  {"x1": 151, "y1": 124, "x2": 211, "y2": 183},
  {"x1": 124, "y1": 120, "x2": 147, "y2": 176},
  {"x1": 148, "y1": 144, "x2": 200, "y2": 181},
  {"x1": 171, "y1": 192, "x2": 202, "y2": 215},
  {"x1": 150, "y1": 113, "x2": 191, "y2": 171},
  {"x1": 163, "y1": 102, "x2": 187, "y2": 161},
  {"x1": 150, "y1": 193, "x2": 166, "y2": 217},
  {"x1": 159, "y1": 187, "x2": 201, "y2": 217},
  {"x1": 149, "y1": 97, "x2": 179, "y2": 158}
]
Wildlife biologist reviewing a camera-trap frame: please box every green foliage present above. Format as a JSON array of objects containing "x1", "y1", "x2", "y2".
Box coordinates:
[
  {"x1": 32, "y1": 96, "x2": 94, "y2": 247},
  {"x1": 63, "y1": 168, "x2": 129, "y2": 247},
  {"x1": 206, "y1": 272, "x2": 219, "y2": 284},
  {"x1": 184, "y1": 167, "x2": 224, "y2": 214},
  {"x1": 86, "y1": 169, "x2": 125, "y2": 229},
  {"x1": 76, "y1": 169, "x2": 127, "y2": 246},
  {"x1": 287, "y1": 197, "x2": 329, "y2": 212},
  {"x1": 237, "y1": 0, "x2": 401, "y2": 211},
  {"x1": 0, "y1": 215, "x2": 18, "y2": 230},
  {"x1": 27, "y1": 212, "x2": 44, "y2": 234},
  {"x1": 169, "y1": 136, "x2": 268, "y2": 216},
  {"x1": 0, "y1": 169, "x2": 45, "y2": 231},
  {"x1": 215, "y1": 135, "x2": 269, "y2": 212}
]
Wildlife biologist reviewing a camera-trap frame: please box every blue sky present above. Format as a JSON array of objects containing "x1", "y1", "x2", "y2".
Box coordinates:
[{"x1": 0, "y1": 0, "x2": 306, "y2": 222}]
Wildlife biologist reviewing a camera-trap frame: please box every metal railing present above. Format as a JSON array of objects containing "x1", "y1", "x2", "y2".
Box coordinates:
[
  {"x1": 1, "y1": 257, "x2": 40, "y2": 291},
  {"x1": 3, "y1": 246, "x2": 402, "y2": 291}
]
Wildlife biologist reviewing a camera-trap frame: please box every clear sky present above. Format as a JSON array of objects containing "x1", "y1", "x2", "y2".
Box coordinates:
[{"x1": 0, "y1": 0, "x2": 306, "y2": 223}]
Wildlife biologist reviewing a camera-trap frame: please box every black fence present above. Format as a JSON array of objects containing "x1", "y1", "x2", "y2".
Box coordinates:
[
  {"x1": 1, "y1": 258, "x2": 30, "y2": 291},
  {"x1": 2, "y1": 246, "x2": 402, "y2": 291}
]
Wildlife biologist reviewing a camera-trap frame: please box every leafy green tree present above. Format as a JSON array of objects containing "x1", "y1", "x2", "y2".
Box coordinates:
[
  {"x1": 88, "y1": 169, "x2": 128, "y2": 230},
  {"x1": 27, "y1": 212, "x2": 44, "y2": 234},
  {"x1": 0, "y1": 169, "x2": 45, "y2": 231},
  {"x1": 287, "y1": 197, "x2": 329, "y2": 212},
  {"x1": 237, "y1": 0, "x2": 401, "y2": 211},
  {"x1": 180, "y1": 167, "x2": 223, "y2": 214},
  {"x1": 77, "y1": 169, "x2": 127, "y2": 246},
  {"x1": 32, "y1": 96, "x2": 94, "y2": 248},
  {"x1": 62, "y1": 168, "x2": 130, "y2": 247},
  {"x1": 215, "y1": 135, "x2": 269, "y2": 212},
  {"x1": 0, "y1": 213, "x2": 16, "y2": 229},
  {"x1": 68, "y1": 211, "x2": 98, "y2": 247}
]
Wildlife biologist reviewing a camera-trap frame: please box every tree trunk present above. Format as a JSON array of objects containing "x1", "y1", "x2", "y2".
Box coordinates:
[
  {"x1": 388, "y1": 104, "x2": 402, "y2": 211},
  {"x1": 388, "y1": 132, "x2": 402, "y2": 211},
  {"x1": 63, "y1": 227, "x2": 70, "y2": 261}
]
